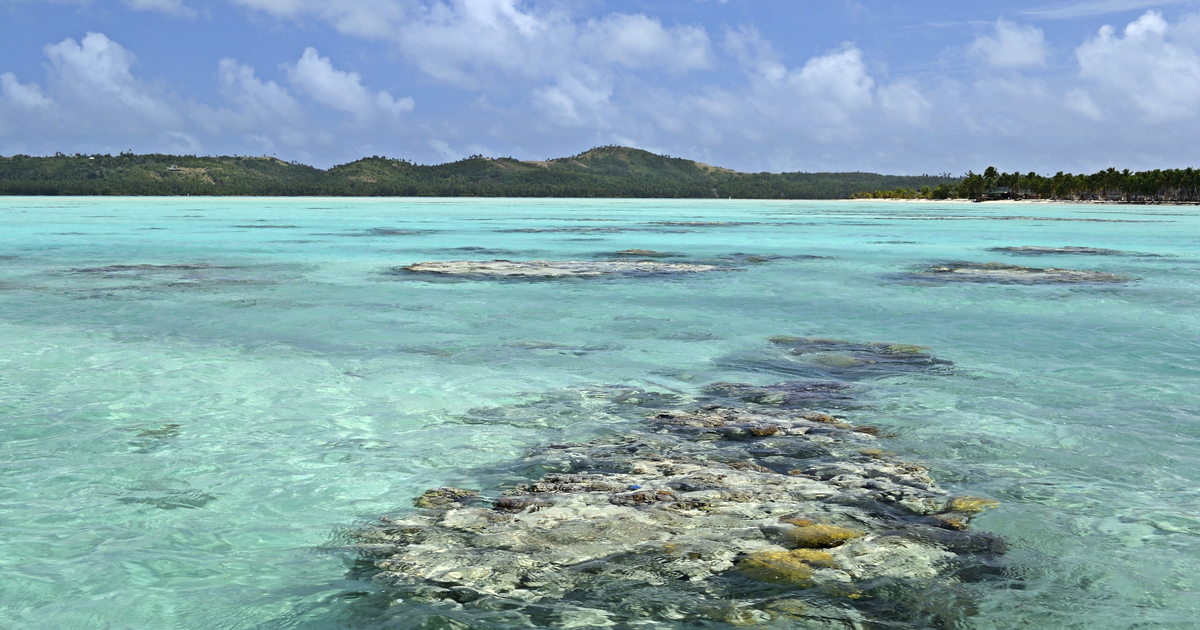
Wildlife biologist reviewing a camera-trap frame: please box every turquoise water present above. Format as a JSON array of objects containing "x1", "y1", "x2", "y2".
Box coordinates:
[{"x1": 0, "y1": 197, "x2": 1198, "y2": 629}]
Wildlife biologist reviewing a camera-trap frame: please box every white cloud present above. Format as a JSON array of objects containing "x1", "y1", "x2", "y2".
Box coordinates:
[
  {"x1": 878, "y1": 79, "x2": 931, "y2": 126},
  {"x1": 723, "y1": 26, "x2": 787, "y2": 82},
  {"x1": 1, "y1": 72, "x2": 54, "y2": 108},
  {"x1": 231, "y1": 0, "x2": 712, "y2": 89},
  {"x1": 581, "y1": 13, "x2": 711, "y2": 72},
  {"x1": 971, "y1": 19, "x2": 1048, "y2": 67},
  {"x1": 191, "y1": 58, "x2": 309, "y2": 147},
  {"x1": 124, "y1": 0, "x2": 196, "y2": 17},
  {"x1": 533, "y1": 69, "x2": 613, "y2": 126},
  {"x1": 43, "y1": 32, "x2": 181, "y2": 127},
  {"x1": 791, "y1": 46, "x2": 875, "y2": 126},
  {"x1": 1076, "y1": 10, "x2": 1200, "y2": 120},
  {"x1": 286, "y1": 47, "x2": 414, "y2": 122},
  {"x1": 218, "y1": 58, "x2": 303, "y2": 121}
]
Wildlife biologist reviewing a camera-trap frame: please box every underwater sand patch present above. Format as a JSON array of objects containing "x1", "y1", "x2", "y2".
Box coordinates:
[
  {"x1": 908, "y1": 262, "x2": 1132, "y2": 284},
  {"x1": 397, "y1": 259, "x2": 727, "y2": 278}
]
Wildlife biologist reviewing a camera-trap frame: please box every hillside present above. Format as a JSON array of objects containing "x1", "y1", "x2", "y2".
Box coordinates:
[{"x1": 0, "y1": 147, "x2": 959, "y2": 198}]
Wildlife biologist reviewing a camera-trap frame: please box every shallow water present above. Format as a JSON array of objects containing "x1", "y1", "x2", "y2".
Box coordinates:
[{"x1": 0, "y1": 197, "x2": 1197, "y2": 629}]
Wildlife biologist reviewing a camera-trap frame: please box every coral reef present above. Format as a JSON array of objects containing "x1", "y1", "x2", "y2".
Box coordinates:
[{"x1": 349, "y1": 338, "x2": 1007, "y2": 628}]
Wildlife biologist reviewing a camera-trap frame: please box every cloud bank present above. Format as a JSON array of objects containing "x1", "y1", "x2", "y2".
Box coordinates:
[{"x1": 2, "y1": 3, "x2": 1200, "y2": 173}]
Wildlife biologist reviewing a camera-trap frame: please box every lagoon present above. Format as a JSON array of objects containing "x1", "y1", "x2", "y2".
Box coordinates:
[{"x1": 1, "y1": 197, "x2": 1198, "y2": 628}]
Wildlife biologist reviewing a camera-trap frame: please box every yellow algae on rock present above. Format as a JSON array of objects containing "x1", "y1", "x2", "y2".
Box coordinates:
[
  {"x1": 947, "y1": 496, "x2": 1000, "y2": 514},
  {"x1": 737, "y1": 550, "x2": 816, "y2": 586},
  {"x1": 879, "y1": 343, "x2": 928, "y2": 355},
  {"x1": 790, "y1": 549, "x2": 840, "y2": 569},
  {"x1": 785, "y1": 525, "x2": 861, "y2": 549}
]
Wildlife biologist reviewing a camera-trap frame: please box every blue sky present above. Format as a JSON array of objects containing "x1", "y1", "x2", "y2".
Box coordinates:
[{"x1": 2, "y1": 0, "x2": 1200, "y2": 173}]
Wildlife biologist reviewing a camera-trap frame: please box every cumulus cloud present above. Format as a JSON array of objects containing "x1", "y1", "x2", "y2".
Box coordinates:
[
  {"x1": 533, "y1": 69, "x2": 613, "y2": 126},
  {"x1": 1, "y1": 72, "x2": 54, "y2": 108},
  {"x1": 43, "y1": 32, "x2": 181, "y2": 127},
  {"x1": 581, "y1": 13, "x2": 711, "y2": 72},
  {"x1": 792, "y1": 46, "x2": 875, "y2": 124},
  {"x1": 286, "y1": 47, "x2": 414, "y2": 122},
  {"x1": 230, "y1": 0, "x2": 712, "y2": 89},
  {"x1": 971, "y1": 19, "x2": 1048, "y2": 67},
  {"x1": 1076, "y1": 10, "x2": 1200, "y2": 120},
  {"x1": 191, "y1": 58, "x2": 310, "y2": 149}
]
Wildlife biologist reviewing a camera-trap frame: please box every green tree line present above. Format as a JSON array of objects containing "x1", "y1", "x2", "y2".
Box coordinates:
[
  {"x1": 0, "y1": 147, "x2": 958, "y2": 199},
  {"x1": 856, "y1": 166, "x2": 1200, "y2": 203}
]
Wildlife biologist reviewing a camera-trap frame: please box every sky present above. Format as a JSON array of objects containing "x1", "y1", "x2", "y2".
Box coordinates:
[{"x1": 2, "y1": 0, "x2": 1200, "y2": 173}]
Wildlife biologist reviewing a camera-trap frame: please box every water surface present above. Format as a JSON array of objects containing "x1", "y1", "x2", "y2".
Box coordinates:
[{"x1": 1, "y1": 198, "x2": 1198, "y2": 628}]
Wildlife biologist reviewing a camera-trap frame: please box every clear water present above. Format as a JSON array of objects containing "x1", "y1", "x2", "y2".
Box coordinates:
[{"x1": 0, "y1": 197, "x2": 1197, "y2": 629}]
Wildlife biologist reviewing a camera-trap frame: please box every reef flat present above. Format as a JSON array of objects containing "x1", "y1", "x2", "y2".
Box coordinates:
[
  {"x1": 351, "y1": 339, "x2": 1006, "y2": 628},
  {"x1": 397, "y1": 260, "x2": 727, "y2": 278},
  {"x1": 904, "y1": 262, "x2": 1132, "y2": 284}
]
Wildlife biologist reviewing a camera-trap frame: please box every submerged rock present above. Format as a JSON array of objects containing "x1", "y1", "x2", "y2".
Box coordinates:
[
  {"x1": 352, "y1": 342, "x2": 1005, "y2": 628},
  {"x1": 607, "y1": 249, "x2": 680, "y2": 258},
  {"x1": 906, "y1": 262, "x2": 1131, "y2": 284},
  {"x1": 988, "y1": 246, "x2": 1163, "y2": 257},
  {"x1": 396, "y1": 259, "x2": 726, "y2": 278},
  {"x1": 717, "y1": 336, "x2": 953, "y2": 382},
  {"x1": 67, "y1": 263, "x2": 231, "y2": 274}
]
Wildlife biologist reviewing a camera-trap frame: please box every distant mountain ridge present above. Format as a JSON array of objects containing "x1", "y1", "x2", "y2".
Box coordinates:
[{"x1": 0, "y1": 146, "x2": 959, "y2": 198}]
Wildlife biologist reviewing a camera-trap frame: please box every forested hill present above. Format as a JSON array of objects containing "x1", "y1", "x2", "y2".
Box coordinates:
[{"x1": 0, "y1": 146, "x2": 957, "y2": 198}]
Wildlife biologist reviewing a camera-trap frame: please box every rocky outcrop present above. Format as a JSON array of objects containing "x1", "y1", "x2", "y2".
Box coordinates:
[
  {"x1": 396, "y1": 259, "x2": 726, "y2": 278},
  {"x1": 350, "y1": 339, "x2": 1005, "y2": 628},
  {"x1": 906, "y1": 261, "x2": 1131, "y2": 284}
]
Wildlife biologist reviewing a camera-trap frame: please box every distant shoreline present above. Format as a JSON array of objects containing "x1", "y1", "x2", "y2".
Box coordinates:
[{"x1": 837, "y1": 198, "x2": 1200, "y2": 206}]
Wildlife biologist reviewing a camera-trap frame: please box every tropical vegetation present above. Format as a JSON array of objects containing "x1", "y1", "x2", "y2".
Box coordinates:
[{"x1": 0, "y1": 147, "x2": 956, "y2": 199}]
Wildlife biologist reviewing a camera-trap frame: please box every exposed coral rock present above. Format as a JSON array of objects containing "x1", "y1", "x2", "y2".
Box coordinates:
[
  {"x1": 354, "y1": 399, "x2": 1003, "y2": 627},
  {"x1": 908, "y1": 261, "x2": 1131, "y2": 284},
  {"x1": 349, "y1": 338, "x2": 1005, "y2": 628},
  {"x1": 785, "y1": 524, "x2": 863, "y2": 549},
  {"x1": 396, "y1": 259, "x2": 725, "y2": 278},
  {"x1": 738, "y1": 549, "x2": 817, "y2": 585},
  {"x1": 946, "y1": 496, "x2": 1002, "y2": 514}
]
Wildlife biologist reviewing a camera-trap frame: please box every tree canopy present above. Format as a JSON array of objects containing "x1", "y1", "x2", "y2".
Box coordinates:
[{"x1": 0, "y1": 147, "x2": 957, "y2": 199}]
